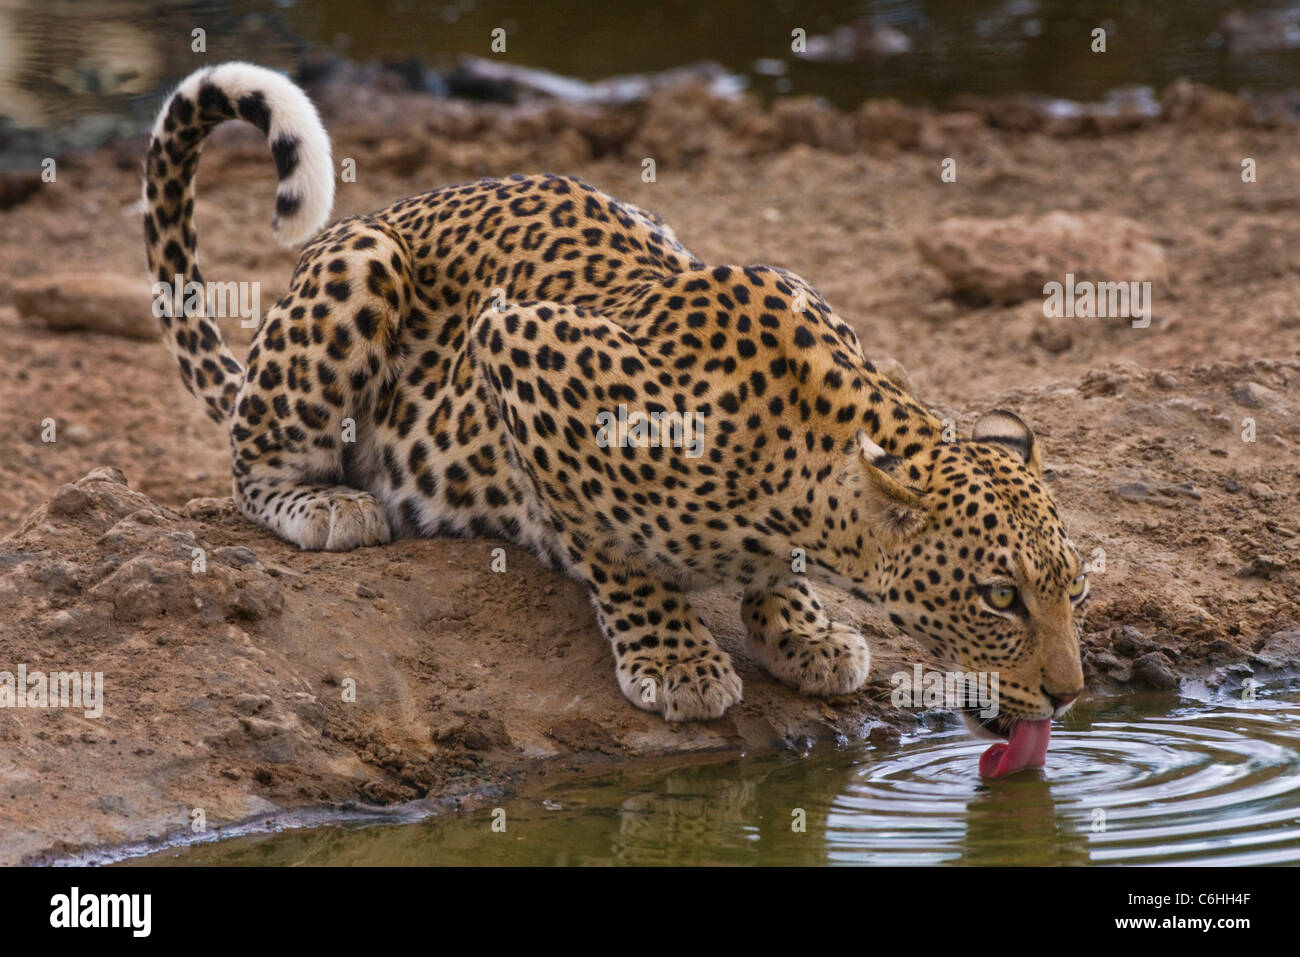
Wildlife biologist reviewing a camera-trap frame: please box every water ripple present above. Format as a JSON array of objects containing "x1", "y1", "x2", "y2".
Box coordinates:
[{"x1": 826, "y1": 693, "x2": 1300, "y2": 865}]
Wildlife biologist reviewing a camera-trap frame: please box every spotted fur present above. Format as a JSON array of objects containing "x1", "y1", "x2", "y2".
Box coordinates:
[{"x1": 143, "y1": 64, "x2": 1087, "y2": 726}]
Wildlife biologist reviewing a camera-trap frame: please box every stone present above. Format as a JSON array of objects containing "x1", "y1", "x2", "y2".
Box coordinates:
[
  {"x1": 10, "y1": 273, "x2": 157, "y2": 340},
  {"x1": 855, "y1": 98, "x2": 923, "y2": 150},
  {"x1": 1160, "y1": 78, "x2": 1255, "y2": 126},
  {"x1": 62, "y1": 425, "x2": 94, "y2": 445},
  {"x1": 1132, "y1": 652, "x2": 1180, "y2": 690},
  {"x1": 1231, "y1": 381, "x2": 1278, "y2": 408},
  {"x1": 915, "y1": 211, "x2": 1168, "y2": 303}
]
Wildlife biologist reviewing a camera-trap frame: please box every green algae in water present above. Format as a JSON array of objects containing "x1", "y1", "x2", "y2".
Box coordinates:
[{"x1": 127, "y1": 686, "x2": 1300, "y2": 866}]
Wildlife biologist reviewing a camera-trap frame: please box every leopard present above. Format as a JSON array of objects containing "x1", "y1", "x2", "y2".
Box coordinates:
[{"x1": 141, "y1": 62, "x2": 1088, "y2": 742}]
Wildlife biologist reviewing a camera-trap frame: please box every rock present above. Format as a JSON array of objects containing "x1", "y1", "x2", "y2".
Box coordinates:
[
  {"x1": 9, "y1": 273, "x2": 156, "y2": 340},
  {"x1": 921, "y1": 710, "x2": 960, "y2": 730},
  {"x1": 1088, "y1": 650, "x2": 1123, "y2": 671},
  {"x1": 83, "y1": 466, "x2": 128, "y2": 486},
  {"x1": 233, "y1": 693, "x2": 272, "y2": 716},
  {"x1": 946, "y1": 88, "x2": 1160, "y2": 136},
  {"x1": 1252, "y1": 630, "x2": 1300, "y2": 671},
  {"x1": 1160, "y1": 78, "x2": 1255, "y2": 127},
  {"x1": 867, "y1": 723, "x2": 902, "y2": 748},
  {"x1": 1249, "y1": 482, "x2": 1276, "y2": 500},
  {"x1": 46, "y1": 485, "x2": 93, "y2": 518},
  {"x1": 1132, "y1": 652, "x2": 1180, "y2": 690},
  {"x1": 915, "y1": 211, "x2": 1168, "y2": 303},
  {"x1": 435, "y1": 711, "x2": 514, "y2": 751},
  {"x1": 1236, "y1": 555, "x2": 1286, "y2": 579},
  {"x1": 544, "y1": 717, "x2": 620, "y2": 754},
  {"x1": 90, "y1": 557, "x2": 198, "y2": 622},
  {"x1": 627, "y1": 83, "x2": 760, "y2": 167},
  {"x1": 855, "y1": 98, "x2": 924, "y2": 150},
  {"x1": 84, "y1": 534, "x2": 283, "y2": 623},
  {"x1": 1087, "y1": 650, "x2": 1132, "y2": 683},
  {"x1": 1153, "y1": 371, "x2": 1179, "y2": 389},
  {"x1": 240, "y1": 716, "x2": 288, "y2": 741},
  {"x1": 947, "y1": 93, "x2": 1052, "y2": 133},
  {"x1": 1115, "y1": 479, "x2": 1200, "y2": 505},
  {"x1": 1112, "y1": 625, "x2": 1158, "y2": 659},
  {"x1": 1206, "y1": 638, "x2": 1244, "y2": 662},
  {"x1": 1205, "y1": 662, "x2": 1255, "y2": 692},
  {"x1": 26, "y1": 560, "x2": 84, "y2": 596},
  {"x1": 1231, "y1": 381, "x2": 1279, "y2": 408},
  {"x1": 213, "y1": 546, "x2": 260, "y2": 568},
  {"x1": 769, "y1": 97, "x2": 856, "y2": 153},
  {"x1": 62, "y1": 424, "x2": 94, "y2": 445},
  {"x1": 922, "y1": 111, "x2": 985, "y2": 150},
  {"x1": 1079, "y1": 368, "x2": 1128, "y2": 398}
]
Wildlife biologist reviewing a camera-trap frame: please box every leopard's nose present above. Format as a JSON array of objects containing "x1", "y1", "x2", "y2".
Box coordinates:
[{"x1": 1044, "y1": 687, "x2": 1081, "y2": 710}]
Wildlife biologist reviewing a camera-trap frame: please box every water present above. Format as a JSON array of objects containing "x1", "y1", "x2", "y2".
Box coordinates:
[
  {"x1": 4, "y1": 0, "x2": 1300, "y2": 168},
  {"x1": 125, "y1": 684, "x2": 1300, "y2": 866}
]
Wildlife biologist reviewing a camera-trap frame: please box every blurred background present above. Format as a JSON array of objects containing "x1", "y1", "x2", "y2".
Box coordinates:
[{"x1": 2, "y1": 0, "x2": 1300, "y2": 168}]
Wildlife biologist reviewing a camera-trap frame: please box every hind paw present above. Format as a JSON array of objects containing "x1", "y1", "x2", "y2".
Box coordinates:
[{"x1": 282, "y1": 488, "x2": 392, "y2": 551}]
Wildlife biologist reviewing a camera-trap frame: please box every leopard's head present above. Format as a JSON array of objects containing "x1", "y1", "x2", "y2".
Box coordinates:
[{"x1": 839, "y1": 410, "x2": 1087, "y2": 733}]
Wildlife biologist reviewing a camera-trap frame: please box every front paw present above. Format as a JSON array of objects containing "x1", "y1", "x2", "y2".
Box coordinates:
[
  {"x1": 753, "y1": 623, "x2": 870, "y2": 697},
  {"x1": 620, "y1": 652, "x2": 743, "y2": 722}
]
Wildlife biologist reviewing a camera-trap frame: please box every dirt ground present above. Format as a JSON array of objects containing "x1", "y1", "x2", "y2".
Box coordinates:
[{"x1": 1, "y1": 71, "x2": 1298, "y2": 864}]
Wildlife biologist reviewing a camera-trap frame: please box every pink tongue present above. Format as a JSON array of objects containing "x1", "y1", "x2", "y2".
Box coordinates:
[{"x1": 978, "y1": 719, "x2": 1052, "y2": 779}]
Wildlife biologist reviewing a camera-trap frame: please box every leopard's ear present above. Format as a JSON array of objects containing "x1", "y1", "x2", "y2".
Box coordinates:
[
  {"x1": 971, "y1": 409, "x2": 1041, "y2": 476},
  {"x1": 838, "y1": 431, "x2": 928, "y2": 540}
]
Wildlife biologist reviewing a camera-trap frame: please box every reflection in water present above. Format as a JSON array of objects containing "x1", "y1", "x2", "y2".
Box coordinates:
[
  {"x1": 0, "y1": 0, "x2": 300, "y2": 166},
  {"x1": 964, "y1": 776, "x2": 1091, "y2": 866},
  {"x1": 825, "y1": 736, "x2": 1092, "y2": 865},
  {"x1": 127, "y1": 685, "x2": 1300, "y2": 866}
]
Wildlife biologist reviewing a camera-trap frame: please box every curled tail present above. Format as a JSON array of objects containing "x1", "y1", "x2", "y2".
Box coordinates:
[{"x1": 142, "y1": 61, "x2": 334, "y2": 423}]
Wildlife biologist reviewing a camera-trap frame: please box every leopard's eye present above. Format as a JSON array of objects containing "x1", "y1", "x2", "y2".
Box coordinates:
[
  {"x1": 985, "y1": 582, "x2": 1018, "y2": 610},
  {"x1": 1068, "y1": 573, "x2": 1087, "y2": 600}
]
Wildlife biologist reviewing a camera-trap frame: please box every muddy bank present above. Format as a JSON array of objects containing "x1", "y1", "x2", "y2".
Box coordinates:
[{"x1": 1, "y1": 73, "x2": 1299, "y2": 863}]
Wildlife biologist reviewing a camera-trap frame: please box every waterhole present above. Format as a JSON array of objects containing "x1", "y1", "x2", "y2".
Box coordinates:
[
  {"x1": 126, "y1": 684, "x2": 1300, "y2": 866},
  {"x1": 6, "y1": 0, "x2": 1299, "y2": 168}
]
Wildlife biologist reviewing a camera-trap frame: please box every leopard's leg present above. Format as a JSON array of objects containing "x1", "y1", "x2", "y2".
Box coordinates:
[
  {"x1": 580, "y1": 548, "x2": 742, "y2": 721},
  {"x1": 230, "y1": 217, "x2": 414, "y2": 551},
  {"x1": 470, "y1": 298, "x2": 741, "y2": 720},
  {"x1": 742, "y1": 578, "x2": 871, "y2": 696}
]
